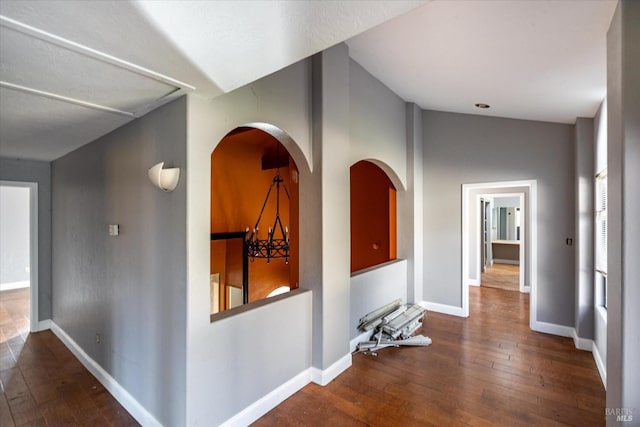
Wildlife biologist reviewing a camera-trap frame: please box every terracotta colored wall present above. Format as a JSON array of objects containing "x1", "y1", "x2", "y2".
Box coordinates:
[
  {"x1": 350, "y1": 161, "x2": 397, "y2": 272},
  {"x1": 210, "y1": 129, "x2": 299, "y2": 304}
]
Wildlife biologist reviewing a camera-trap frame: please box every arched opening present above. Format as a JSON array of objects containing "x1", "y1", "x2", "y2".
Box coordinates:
[
  {"x1": 210, "y1": 127, "x2": 299, "y2": 314},
  {"x1": 350, "y1": 160, "x2": 397, "y2": 273}
]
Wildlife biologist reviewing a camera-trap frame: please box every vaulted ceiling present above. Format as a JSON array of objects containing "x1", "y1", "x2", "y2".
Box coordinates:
[{"x1": 0, "y1": 0, "x2": 617, "y2": 161}]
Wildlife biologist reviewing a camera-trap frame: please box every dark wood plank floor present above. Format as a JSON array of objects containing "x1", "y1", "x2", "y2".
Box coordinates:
[
  {"x1": 481, "y1": 263, "x2": 520, "y2": 292},
  {"x1": 0, "y1": 288, "x2": 139, "y2": 426},
  {"x1": 255, "y1": 286, "x2": 605, "y2": 426}
]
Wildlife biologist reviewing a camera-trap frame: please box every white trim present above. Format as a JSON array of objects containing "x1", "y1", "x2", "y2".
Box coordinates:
[
  {"x1": 421, "y1": 301, "x2": 466, "y2": 317},
  {"x1": 572, "y1": 330, "x2": 593, "y2": 352},
  {"x1": 0, "y1": 81, "x2": 136, "y2": 117},
  {"x1": 570, "y1": 329, "x2": 606, "y2": 389},
  {"x1": 592, "y1": 342, "x2": 607, "y2": 389},
  {"x1": 1, "y1": 181, "x2": 38, "y2": 333},
  {"x1": 350, "y1": 330, "x2": 372, "y2": 353},
  {"x1": 50, "y1": 322, "x2": 162, "y2": 427},
  {"x1": 310, "y1": 353, "x2": 352, "y2": 386},
  {"x1": 220, "y1": 369, "x2": 311, "y2": 427},
  {"x1": 0, "y1": 280, "x2": 29, "y2": 291},
  {"x1": 492, "y1": 259, "x2": 520, "y2": 265},
  {"x1": 468, "y1": 279, "x2": 480, "y2": 287},
  {"x1": 0, "y1": 15, "x2": 195, "y2": 91},
  {"x1": 36, "y1": 319, "x2": 51, "y2": 332},
  {"x1": 530, "y1": 320, "x2": 573, "y2": 337}
]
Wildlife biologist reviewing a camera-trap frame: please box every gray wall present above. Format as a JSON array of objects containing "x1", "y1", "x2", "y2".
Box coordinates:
[
  {"x1": 606, "y1": 0, "x2": 640, "y2": 417},
  {"x1": 0, "y1": 157, "x2": 51, "y2": 319},
  {"x1": 350, "y1": 260, "x2": 407, "y2": 340},
  {"x1": 185, "y1": 57, "x2": 318, "y2": 425},
  {"x1": 348, "y1": 57, "x2": 411, "y2": 342},
  {"x1": 51, "y1": 97, "x2": 187, "y2": 426},
  {"x1": 422, "y1": 111, "x2": 576, "y2": 327},
  {"x1": 574, "y1": 117, "x2": 595, "y2": 341},
  {"x1": 349, "y1": 59, "x2": 407, "y2": 187}
]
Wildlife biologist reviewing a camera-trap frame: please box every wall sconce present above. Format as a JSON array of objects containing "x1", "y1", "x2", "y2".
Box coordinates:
[{"x1": 148, "y1": 162, "x2": 180, "y2": 192}]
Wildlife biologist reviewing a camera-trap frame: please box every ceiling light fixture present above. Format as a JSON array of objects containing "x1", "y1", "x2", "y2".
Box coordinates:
[
  {"x1": 246, "y1": 144, "x2": 290, "y2": 263},
  {"x1": 475, "y1": 103, "x2": 490, "y2": 109}
]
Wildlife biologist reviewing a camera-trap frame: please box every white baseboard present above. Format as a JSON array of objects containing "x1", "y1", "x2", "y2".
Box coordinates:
[
  {"x1": 310, "y1": 353, "x2": 352, "y2": 386},
  {"x1": 572, "y1": 329, "x2": 593, "y2": 352},
  {"x1": 0, "y1": 280, "x2": 30, "y2": 291},
  {"x1": 536, "y1": 324, "x2": 606, "y2": 389},
  {"x1": 221, "y1": 352, "x2": 352, "y2": 426},
  {"x1": 220, "y1": 369, "x2": 311, "y2": 427},
  {"x1": 592, "y1": 342, "x2": 607, "y2": 389},
  {"x1": 350, "y1": 330, "x2": 371, "y2": 353},
  {"x1": 530, "y1": 320, "x2": 573, "y2": 337},
  {"x1": 421, "y1": 301, "x2": 466, "y2": 317},
  {"x1": 493, "y1": 259, "x2": 519, "y2": 265},
  {"x1": 36, "y1": 319, "x2": 51, "y2": 332},
  {"x1": 469, "y1": 279, "x2": 479, "y2": 286},
  {"x1": 49, "y1": 322, "x2": 162, "y2": 427}
]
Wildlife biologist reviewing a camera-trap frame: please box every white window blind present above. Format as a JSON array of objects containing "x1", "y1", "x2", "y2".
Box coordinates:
[{"x1": 595, "y1": 171, "x2": 607, "y2": 274}]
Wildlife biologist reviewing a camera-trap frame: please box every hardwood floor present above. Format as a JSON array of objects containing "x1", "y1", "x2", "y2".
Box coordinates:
[
  {"x1": 481, "y1": 263, "x2": 520, "y2": 292},
  {"x1": 0, "y1": 288, "x2": 138, "y2": 426},
  {"x1": 255, "y1": 286, "x2": 605, "y2": 426},
  {"x1": 1, "y1": 286, "x2": 606, "y2": 426}
]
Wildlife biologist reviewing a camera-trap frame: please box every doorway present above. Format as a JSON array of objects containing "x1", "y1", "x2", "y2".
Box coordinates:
[
  {"x1": 478, "y1": 193, "x2": 525, "y2": 292},
  {"x1": 0, "y1": 181, "x2": 38, "y2": 335},
  {"x1": 462, "y1": 180, "x2": 537, "y2": 328}
]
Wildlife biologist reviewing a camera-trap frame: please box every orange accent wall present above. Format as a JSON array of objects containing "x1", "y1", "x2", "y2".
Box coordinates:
[
  {"x1": 210, "y1": 129, "x2": 299, "y2": 307},
  {"x1": 350, "y1": 161, "x2": 397, "y2": 272}
]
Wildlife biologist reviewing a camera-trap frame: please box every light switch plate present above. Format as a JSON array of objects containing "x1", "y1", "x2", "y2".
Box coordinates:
[{"x1": 109, "y1": 224, "x2": 120, "y2": 236}]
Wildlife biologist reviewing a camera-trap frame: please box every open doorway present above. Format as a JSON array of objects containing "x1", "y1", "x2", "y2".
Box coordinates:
[
  {"x1": 478, "y1": 193, "x2": 525, "y2": 292},
  {"x1": 462, "y1": 180, "x2": 537, "y2": 327},
  {"x1": 0, "y1": 181, "x2": 38, "y2": 339}
]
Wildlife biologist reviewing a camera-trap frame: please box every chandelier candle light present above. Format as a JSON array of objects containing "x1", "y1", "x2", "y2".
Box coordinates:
[{"x1": 246, "y1": 155, "x2": 290, "y2": 263}]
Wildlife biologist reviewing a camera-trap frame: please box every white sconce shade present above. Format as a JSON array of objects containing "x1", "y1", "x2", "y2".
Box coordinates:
[{"x1": 148, "y1": 162, "x2": 180, "y2": 192}]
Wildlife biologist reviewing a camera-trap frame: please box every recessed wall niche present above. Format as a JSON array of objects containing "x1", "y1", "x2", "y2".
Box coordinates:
[
  {"x1": 210, "y1": 127, "x2": 299, "y2": 315},
  {"x1": 350, "y1": 160, "x2": 397, "y2": 273}
]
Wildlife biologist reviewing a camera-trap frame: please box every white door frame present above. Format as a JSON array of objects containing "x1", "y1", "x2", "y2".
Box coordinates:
[
  {"x1": 462, "y1": 180, "x2": 537, "y2": 327},
  {"x1": 0, "y1": 180, "x2": 39, "y2": 332}
]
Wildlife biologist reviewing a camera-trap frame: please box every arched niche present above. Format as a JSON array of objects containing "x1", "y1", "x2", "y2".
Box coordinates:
[
  {"x1": 350, "y1": 159, "x2": 400, "y2": 273},
  {"x1": 210, "y1": 125, "x2": 302, "y2": 314}
]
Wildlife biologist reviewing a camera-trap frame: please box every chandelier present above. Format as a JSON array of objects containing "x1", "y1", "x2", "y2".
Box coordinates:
[{"x1": 246, "y1": 161, "x2": 290, "y2": 263}]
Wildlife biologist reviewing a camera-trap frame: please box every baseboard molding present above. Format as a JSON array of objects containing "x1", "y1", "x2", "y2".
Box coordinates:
[
  {"x1": 36, "y1": 319, "x2": 51, "y2": 332},
  {"x1": 49, "y1": 322, "x2": 162, "y2": 427},
  {"x1": 469, "y1": 279, "x2": 479, "y2": 286},
  {"x1": 350, "y1": 330, "x2": 371, "y2": 353},
  {"x1": 421, "y1": 301, "x2": 466, "y2": 317},
  {"x1": 220, "y1": 369, "x2": 311, "y2": 427},
  {"x1": 530, "y1": 320, "x2": 573, "y2": 338},
  {"x1": 493, "y1": 259, "x2": 519, "y2": 265},
  {"x1": 592, "y1": 342, "x2": 607, "y2": 389},
  {"x1": 572, "y1": 330, "x2": 593, "y2": 352},
  {"x1": 310, "y1": 353, "x2": 352, "y2": 386},
  {"x1": 532, "y1": 323, "x2": 607, "y2": 389},
  {"x1": 0, "y1": 281, "x2": 30, "y2": 291}
]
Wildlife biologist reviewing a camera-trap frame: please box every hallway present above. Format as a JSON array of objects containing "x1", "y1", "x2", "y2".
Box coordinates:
[
  {"x1": 481, "y1": 263, "x2": 520, "y2": 292},
  {"x1": 0, "y1": 288, "x2": 138, "y2": 426},
  {"x1": 257, "y1": 286, "x2": 605, "y2": 426},
  {"x1": 1, "y1": 286, "x2": 605, "y2": 426}
]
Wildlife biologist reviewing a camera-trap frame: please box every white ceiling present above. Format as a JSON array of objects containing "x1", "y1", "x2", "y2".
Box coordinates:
[
  {"x1": 347, "y1": 0, "x2": 617, "y2": 124},
  {"x1": 0, "y1": 0, "x2": 617, "y2": 161}
]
